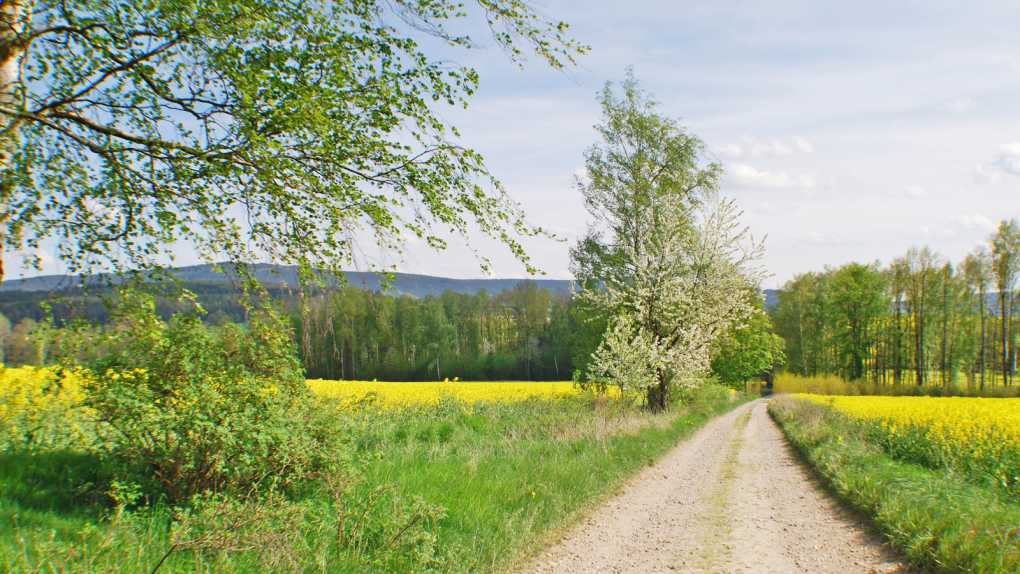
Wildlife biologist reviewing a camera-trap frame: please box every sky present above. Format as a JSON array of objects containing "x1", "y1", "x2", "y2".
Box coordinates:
[
  {"x1": 380, "y1": 0, "x2": 1020, "y2": 288},
  {"x1": 13, "y1": 1, "x2": 1020, "y2": 288}
]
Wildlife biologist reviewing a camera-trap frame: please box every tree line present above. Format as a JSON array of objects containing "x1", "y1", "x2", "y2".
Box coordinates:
[
  {"x1": 771, "y1": 219, "x2": 1020, "y2": 387},
  {"x1": 296, "y1": 282, "x2": 588, "y2": 381},
  {"x1": 0, "y1": 281, "x2": 598, "y2": 382}
]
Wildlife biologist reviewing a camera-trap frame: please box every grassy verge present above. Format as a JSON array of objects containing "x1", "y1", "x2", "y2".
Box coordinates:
[
  {"x1": 2, "y1": 384, "x2": 742, "y2": 573},
  {"x1": 769, "y1": 396, "x2": 1020, "y2": 573}
]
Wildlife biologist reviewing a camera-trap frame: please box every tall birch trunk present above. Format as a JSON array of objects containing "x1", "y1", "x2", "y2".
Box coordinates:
[{"x1": 0, "y1": 0, "x2": 31, "y2": 283}]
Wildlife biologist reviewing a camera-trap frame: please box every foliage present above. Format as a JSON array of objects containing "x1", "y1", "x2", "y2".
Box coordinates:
[
  {"x1": 770, "y1": 396, "x2": 1020, "y2": 573},
  {"x1": 299, "y1": 282, "x2": 576, "y2": 382},
  {"x1": 991, "y1": 220, "x2": 1020, "y2": 385},
  {"x1": 0, "y1": 0, "x2": 587, "y2": 280},
  {"x1": 2, "y1": 380, "x2": 740, "y2": 573},
  {"x1": 772, "y1": 219, "x2": 1020, "y2": 387},
  {"x1": 710, "y1": 307, "x2": 785, "y2": 387},
  {"x1": 572, "y1": 72, "x2": 763, "y2": 409},
  {"x1": 83, "y1": 292, "x2": 330, "y2": 502}
]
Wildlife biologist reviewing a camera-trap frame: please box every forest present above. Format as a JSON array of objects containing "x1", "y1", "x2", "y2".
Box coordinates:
[
  {"x1": 295, "y1": 282, "x2": 584, "y2": 381},
  {"x1": 771, "y1": 220, "x2": 1020, "y2": 387},
  {"x1": 0, "y1": 281, "x2": 597, "y2": 382}
]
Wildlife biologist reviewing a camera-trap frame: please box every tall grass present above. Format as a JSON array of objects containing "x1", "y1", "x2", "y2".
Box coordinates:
[
  {"x1": 770, "y1": 396, "x2": 1020, "y2": 573},
  {"x1": 2, "y1": 384, "x2": 742, "y2": 573}
]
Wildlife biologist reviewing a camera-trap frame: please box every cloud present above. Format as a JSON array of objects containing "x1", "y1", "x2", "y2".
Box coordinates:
[
  {"x1": 976, "y1": 142, "x2": 1020, "y2": 182},
  {"x1": 904, "y1": 185, "x2": 925, "y2": 198},
  {"x1": 995, "y1": 142, "x2": 1020, "y2": 175},
  {"x1": 728, "y1": 163, "x2": 817, "y2": 190},
  {"x1": 943, "y1": 97, "x2": 975, "y2": 114},
  {"x1": 714, "y1": 136, "x2": 814, "y2": 159},
  {"x1": 715, "y1": 143, "x2": 745, "y2": 159},
  {"x1": 792, "y1": 137, "x2": 815, "y2": 153},
  {"x1": 957, "y1": 213, "x2": 997, "y2": 232}
]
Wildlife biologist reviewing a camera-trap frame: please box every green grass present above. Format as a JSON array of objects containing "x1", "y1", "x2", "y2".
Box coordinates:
[
  {"x1": 2, "y1": 385, "x2": 742, "y2": 573},
  {"x1": 769, "y1": 396, "x2": 1020, "y2": 573}
]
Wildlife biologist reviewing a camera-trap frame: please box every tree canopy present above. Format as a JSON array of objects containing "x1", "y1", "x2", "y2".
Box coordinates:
[
  {"x1": 571, "y1": 72, "x2": 763, "y2": 409},
  {"x1": 0, "y1": 0, "x2": 586, "y2": 281}
]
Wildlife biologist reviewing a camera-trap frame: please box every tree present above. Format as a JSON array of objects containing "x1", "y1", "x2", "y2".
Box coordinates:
[
  {"x1": 772, "y1": 272, "x2": 820, "y2": 376},
  {"x1": 0, "y1": 311, "x2": 9, "y2": 363},
  {"x1": 571, "y1": 73, "x2": 763, "y2": 409},
  {"x1": 0, "y1": 1, "x2": 585, "y2": 281},
  {"x1": 991, "y1": 220, "x2": 1020, "y2": 385},
  {"x1": 905, "y1": 247, "x2": 940, "y2": 385},
  {"x1": 963, "y1": 248, "x2": 993, "y2": 388},
  {"x1": 711, "y1": 306, "x2": 785, "y2": 388},
  {"x1": 5, "y1": 317, "x2": 41, "y2": 365},
  {"x1": 888, "y1": 257, "x2": 910, "y2": 385},
  {"x1": 829, "y1": 262, "x2": 888, "y2": 381}
]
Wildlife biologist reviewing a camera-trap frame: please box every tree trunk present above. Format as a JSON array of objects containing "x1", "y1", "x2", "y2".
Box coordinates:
[
  {"x1": 0, "y1": 0, "x2": 31, "y2": 284},
  {"x1": 1003, "y1": 291, "x2": 1010, "y2": 385},
  {"x1": 894, "y1": 294, "x2": 902, "y2": 385},
  {"x1": 646, "y1": 369, "x2": 669, "y2": 411},
  {"x1": 941, "y1": 268, "x2": 949, "y2": 388},
  {"x1": 979, "y1": 291, "x2": 986, "y2": 390}
]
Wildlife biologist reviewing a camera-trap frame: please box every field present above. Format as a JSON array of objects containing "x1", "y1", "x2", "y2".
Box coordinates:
[
  {"x1": 771, "y1": 391, "x2": 1020, "y2": 572},
  {"x1": 0, "y1": 366, "x2": 740, "y2": 573},
  {"x1": 775, "y1": 371, "x2": 1020, "y2": 397},
  {"x1": 307, "y1": 379, "x2": 620, "y2": 408}
]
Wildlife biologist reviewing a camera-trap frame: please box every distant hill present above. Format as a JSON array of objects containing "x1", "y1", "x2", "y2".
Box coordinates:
[
  {"x1": 0, "y1": 264, "x2": 784, "y2": 325},
  {"x1": 0, "y1": 263, "x2": 575, "y2": 298}
]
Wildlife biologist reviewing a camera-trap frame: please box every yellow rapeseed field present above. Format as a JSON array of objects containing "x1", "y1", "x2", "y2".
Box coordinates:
[
  {"x1": 798, "y1": 393, "x2": 1020, "y2": 496},
  {"x1": 308, "y1": 379, "x2": 596, "y2": 408},
  {"x1": 0, "y1": 367, "x2": 598, "y2": 447},
  {"x1": 0, "y1": 366, "x2": 94, "y2": 450}
]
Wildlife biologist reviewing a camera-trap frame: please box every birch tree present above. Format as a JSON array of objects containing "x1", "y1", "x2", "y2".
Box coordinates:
[
  {"x1": 963, "y1": 248, "x2": 992, "y2": 388},
  {"x1": 571, "y1": 73, "x2": 763, "y2": 410},
  {"x1": 991, "y1": 219, "x2": 1020, "y2": 385},
  {"x1": 0, "y1": 1, "x2": 584, "y2": 281}
]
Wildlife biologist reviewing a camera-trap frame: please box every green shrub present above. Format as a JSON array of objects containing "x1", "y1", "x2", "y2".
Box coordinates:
[{"x1": 83, "y1": 292, "x2": 329, "y2": 502}]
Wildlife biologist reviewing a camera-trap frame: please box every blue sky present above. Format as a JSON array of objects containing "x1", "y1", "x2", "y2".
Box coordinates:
[
  {"x1": 384, "y1": 0, "x2": 1020, "y2": 287},
  {"x1": 15, "y1": 1, "x2": 1020, "y2": 288}
]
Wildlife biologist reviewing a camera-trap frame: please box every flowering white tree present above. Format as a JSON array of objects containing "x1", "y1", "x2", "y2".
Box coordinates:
[{"x1": 572, "y1": 73, "x2": 764, "y2": 410}]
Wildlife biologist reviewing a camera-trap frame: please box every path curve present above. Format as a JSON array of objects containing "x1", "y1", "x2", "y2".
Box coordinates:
[{"x1": 519, "y1": 400, "x2": 907, "y2": 574}]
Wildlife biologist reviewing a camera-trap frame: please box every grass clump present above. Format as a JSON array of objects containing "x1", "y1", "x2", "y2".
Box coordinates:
[{"x1": 770, "y1": 396, "x2": 1020, "y2": 573}]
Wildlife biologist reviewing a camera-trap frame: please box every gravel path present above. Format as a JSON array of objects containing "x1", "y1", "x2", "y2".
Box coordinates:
[{"x1": 519, "y1": 400, "x2": 907, "y2": 574}]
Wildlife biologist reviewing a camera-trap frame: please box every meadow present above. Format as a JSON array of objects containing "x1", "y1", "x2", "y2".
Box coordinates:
[
  {"x1": 0, "y1": 366, "x2": 740, "y2": 573},
  {"x1": 771, "y1": 387, "x2": 1020, "y2": 573}
]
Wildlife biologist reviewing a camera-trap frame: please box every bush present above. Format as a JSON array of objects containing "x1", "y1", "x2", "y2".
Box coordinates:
[{"x1": 84, "y1": 292, "x2": 329, "y2": 502}]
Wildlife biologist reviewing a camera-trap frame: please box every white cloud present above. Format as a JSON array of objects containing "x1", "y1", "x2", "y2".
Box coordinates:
[
  {"x1": 974, "y1": 163, "x2": 1004, "y2": 184},
  {"x1": 728, "y1": 163, "x2": 817, "y2": 190},
  {"x1": 944, "y1": 97, "x2": 975, "y2": 113},
  {"x1": 715, "y1": 143, "x2": 744, "y2": 159},
  {"x1": 996, "y1": 142, "x2": 1020, "y2": 175},
  {"x1": 958, "y1": 213, "x2": 997, "y2": 232},
  {"x1": 792, "y1": 136, "x2": 815, "y2": 153},
  {"x1": 714, "y1": 136, "x2": 814, "y2": 160},
  {"x1": 977, "y1": 142, "x2": 1020, "y2": 182},
  {"x1": 904, "y1": 185, "x2": 925, "y2": 198}
]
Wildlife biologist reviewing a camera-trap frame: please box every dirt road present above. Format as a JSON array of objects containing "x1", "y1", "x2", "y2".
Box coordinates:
[{"x1": 519, "y1": 400, "x2": 906, "y2": 574}]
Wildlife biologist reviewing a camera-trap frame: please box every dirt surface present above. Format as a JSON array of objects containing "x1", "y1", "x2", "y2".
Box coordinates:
[{"x1": 519, "y1": 400, "x2": 907, "y2": 574}]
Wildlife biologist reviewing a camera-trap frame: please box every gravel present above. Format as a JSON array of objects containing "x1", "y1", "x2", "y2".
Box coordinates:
[{"x1": 518, "y1": 400, "x2": 908, "y2": 574}]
